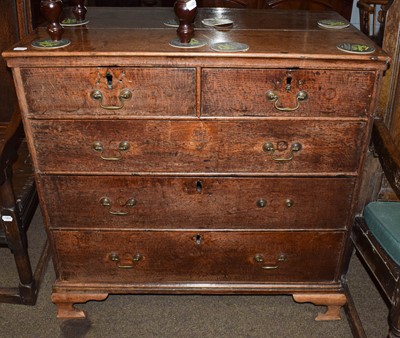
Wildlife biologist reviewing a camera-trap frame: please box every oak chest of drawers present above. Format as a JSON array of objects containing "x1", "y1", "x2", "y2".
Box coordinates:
[{"x1": 3, "y1": 7, "x2": 389, "y2": 325}]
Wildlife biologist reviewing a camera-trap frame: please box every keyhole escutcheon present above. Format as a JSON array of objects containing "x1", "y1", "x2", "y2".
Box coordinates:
[
  {"x1": 194, "y1": 234, "x2": 202, "y2": 245},
  {"x1": 196, "y1": 180, "x2": 203, "y2": 193}
]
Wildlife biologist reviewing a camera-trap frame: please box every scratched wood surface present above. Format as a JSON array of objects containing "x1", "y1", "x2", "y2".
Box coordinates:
[
  {"x1": 20, "y1": 67, "x2": 375, "y2": 118},
  {"x1": 29, "y1": 119, "x2": 367, "y2": 174},
  {"x1": 3, "y1": 8, "x2": 388, "y2": 64},
  {"x1": 52, "y1": 230, "x2": 344, "y2": 283},
  {"x1": 39, "y1": 175, "x2": 355, "y2": 230}
]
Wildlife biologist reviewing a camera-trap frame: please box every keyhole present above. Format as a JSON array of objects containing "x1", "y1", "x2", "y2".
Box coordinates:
[
  {"x1": 194, "y1": 234, "x2": 202, "y2": 245},
  {"x1": 106, "y1": 72, "x2": 113, "y2": 89},
  {"x1": 196, "y1": 180, "x2": 203, "y2": 193},
  {"x1": 286, "y1": 75, "x2": 292, "y2": 92}
]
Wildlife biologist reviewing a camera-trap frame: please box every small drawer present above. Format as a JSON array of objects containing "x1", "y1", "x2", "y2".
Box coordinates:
[
  {"x1": 29, "y1": 119, "x2": 367, "y2": 174},
  {"x1": 52, "y1": 230, "x2": 344, "y2": 283},
  {"x1": 202, "y1": 68, "x2": 375, "y2": 117},
  {"x1": 20, "y1": 67, "x2": 196, "y2": 117},
  {"x1": 39, "y1": 176, "x2": 355, "y2": 230}
]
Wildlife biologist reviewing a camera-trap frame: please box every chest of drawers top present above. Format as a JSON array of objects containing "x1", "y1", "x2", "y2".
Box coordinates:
[{"x1": 3, "y1": 8, "x2": 389, "y2": 69}]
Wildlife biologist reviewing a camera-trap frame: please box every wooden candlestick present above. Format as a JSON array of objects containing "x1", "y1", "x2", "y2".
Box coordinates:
[
  {"x1": 71, "y1": 0, "x2": 87, "y2": 23},
  {"x1": 174, "y1": 0, "x2": 197, "y2": 44},
  {"x1": 32, "y1": 0, "x2": 70, "y2": 49},
  {"x1": 40, "y1": 0, "x2": 64, "y2": 41}
]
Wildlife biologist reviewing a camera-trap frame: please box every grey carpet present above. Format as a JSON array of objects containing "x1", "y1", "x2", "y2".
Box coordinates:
[{"x1": 0, "y1": 209, "x2": 390, "y2": 337}]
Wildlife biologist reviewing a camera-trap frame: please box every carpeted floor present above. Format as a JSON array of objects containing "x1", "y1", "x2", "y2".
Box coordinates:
[{"x1": 0, "y1": 209, "x2": 390, "y2": 337}]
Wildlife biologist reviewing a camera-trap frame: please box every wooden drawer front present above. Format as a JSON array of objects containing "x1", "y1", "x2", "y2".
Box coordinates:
[
  {"x1": 52, "y1": 230, "x2": 343, "y2": 283},
  {"x1": 40, "y1": 176, "x2": 354, "y2": 230},
  {"x1": 202, "y1": 69, "x2": 374, "y2": 117},
  {"x1": 20, "y1": 67, "x2": 196, "y2": 117},
  {"x1": 30, "y1": 119, "x2": 366, "y2": 174}
]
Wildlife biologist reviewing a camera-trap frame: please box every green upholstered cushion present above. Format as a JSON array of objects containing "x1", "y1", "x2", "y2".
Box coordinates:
[{"x1": 364, "y1": 201, "x2": 400, "y2": 265}]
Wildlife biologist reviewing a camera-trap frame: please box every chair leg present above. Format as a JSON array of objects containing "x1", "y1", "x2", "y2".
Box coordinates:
[
  {"x1": 19, "y1": 239, "x2": 51, "y2": 305},
  {"x1": 343, "y1": 282, "x2": 367, "y2": 338},
  {"x1": 0, "y1": 180, "x2": 36, "y2": 304},
  {"x1": 389, "y1": 305, "x2": 400, "y2": 338},
  {"x1": 2, "y1": 213, "x2": 37, "y2": 304}
]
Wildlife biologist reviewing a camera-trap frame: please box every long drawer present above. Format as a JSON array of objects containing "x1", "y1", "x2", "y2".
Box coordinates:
[
  {"x1": 202, "y1": 68, "x2": 375, "y2": 117},
  {"x1": 39, "y1": 175, "x2": 355, "y2": 230},
  {"x1": 52, "y1": 230, "x2": 344, "y2": 283},
  {"x1": 20, "y1": 67, "x2": 196, "y2": 117},
  {"x1": 29, "y1": 119, "x2": 367, "y2": 174}
]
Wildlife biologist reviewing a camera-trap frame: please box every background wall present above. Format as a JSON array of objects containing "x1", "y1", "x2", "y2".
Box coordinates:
[{"x1": 350, "y1": 0, "x2": 360, "y2": 27}]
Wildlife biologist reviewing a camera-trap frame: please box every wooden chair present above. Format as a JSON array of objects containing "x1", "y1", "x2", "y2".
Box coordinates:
[
  {"x1": 357, "y1": 0, "x2": 388, "y2": 46},
  {"x1": 351, "y1": 119, "x2": 400, "y2": 337},
  {"x1": 350, "y1": 0, "x2": 400, "y2": 335},
  {"x1": 0, "y1": 110, "x2": 50, "y2": 305}
]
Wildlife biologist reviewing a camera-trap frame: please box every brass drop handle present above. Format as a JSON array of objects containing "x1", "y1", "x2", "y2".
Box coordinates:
[
  {"x1": 253, "y1": 254, "x2": 287, "y2": 270},
  {"x1": 109, "y1": 252, "x2": 142, "y2": 269},
  {"x1": 266, "y1": 90, "x2": 308, "y2": 111},
  {"x1": 263, "y1": 142, "x2": 302, "y2": 161},
  {"x1": 90, "y1": 88, "x2": 132, "y2": 110},
  {"x1": 92, "y1": 141, "x2": 130, "y2": 161},
  {"x1": 100, "y1": 197, "x2": 137, "y2": 215}
]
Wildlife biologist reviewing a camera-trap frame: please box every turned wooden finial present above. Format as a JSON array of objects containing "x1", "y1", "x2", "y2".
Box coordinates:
[
  {"x1": 71, "y1": 0, "x2": 87, "y2": 22},
  {"x1": 174, "y1": 0, "x2": 197, "y2": 44},
  {"x1": 40, "y1": 0, "x2": 64, "y2": 41}
]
